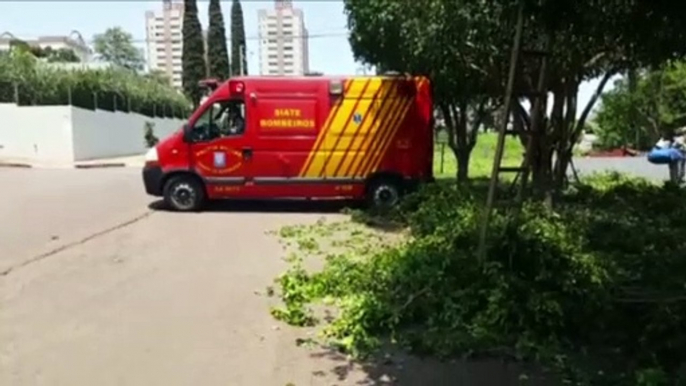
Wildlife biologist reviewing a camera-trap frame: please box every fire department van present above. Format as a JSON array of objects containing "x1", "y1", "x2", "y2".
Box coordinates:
[{"x1": 142, "y1": 75, "x2": 434, "y2": 211}]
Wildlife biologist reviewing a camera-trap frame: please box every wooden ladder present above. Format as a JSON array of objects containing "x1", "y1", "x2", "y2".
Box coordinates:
[{"x1": 476, "y1": 1, "x2": 551, "y2": 261}]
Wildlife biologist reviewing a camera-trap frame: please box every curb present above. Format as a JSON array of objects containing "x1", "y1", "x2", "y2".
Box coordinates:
[
  {"x1": 0, "y1": 162, "x2": 32, "y2": 168},
  {"x1": 74, "y1": 163, "x2": 128, "y2": 169}
]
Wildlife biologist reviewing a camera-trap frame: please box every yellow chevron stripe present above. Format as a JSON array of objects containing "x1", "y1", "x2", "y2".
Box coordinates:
[
  {"x1": 299, "y1": 79, "x2": 352, "y2": 177},
  {"x1": 363, "y1": 79, "x2": 424, "y2": 176},
  {"x1": 303, "y1": 79, "x2": 368, "y2": 176},
  {"x1": 320, "y1": 78, "x2": 379, "y2": 176},
  {"x1": 304, "y1": 79, "x2": 364, "y2": 177},
  {"x1": 324, "y1": 77, "x2": 384, "y2": 177},
  {"x1": 355, "y1": 84, "x2": 406, "y2": 177},
  {"x1": 346, "y1": 80, "x2": 400, "y2": 177}
]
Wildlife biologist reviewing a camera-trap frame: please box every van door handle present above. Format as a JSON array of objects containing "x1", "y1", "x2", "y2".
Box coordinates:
[{"x1": 242, "y1": 147, "x2": 253, "y2": 159}]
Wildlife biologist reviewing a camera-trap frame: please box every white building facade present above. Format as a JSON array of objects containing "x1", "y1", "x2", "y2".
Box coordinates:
[
  {"x1": 0, "y1": 32, "x2": 93, "y2": 62},
  {"x1": 258, "y1": 0, "x2": 310, "y2": 76},
  {"x1": 145, "y1": 0, "x2": 184, "y2": 88}
]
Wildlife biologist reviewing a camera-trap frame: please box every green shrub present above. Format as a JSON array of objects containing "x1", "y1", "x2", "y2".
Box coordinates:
[
  {"x1": 143, "y1": 121, "x2": 159, "y2": 148},
  {"x1": 0, "y1": 50, "x2": 191, "y2": 119},
  {"x1": 272, "y1": 174, "x2": 686, "y2": 384}
]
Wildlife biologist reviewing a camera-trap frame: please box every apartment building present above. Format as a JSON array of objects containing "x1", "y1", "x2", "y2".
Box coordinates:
[
  {"x1": 145, "y1": 0, "x2": 184, "y2": 88},
  {"x1": 258, "y1": 0, "x2": 310, "y2": 76},
  {"x1": 0, "y1": 31, "x2": 93, "y2": 62}
]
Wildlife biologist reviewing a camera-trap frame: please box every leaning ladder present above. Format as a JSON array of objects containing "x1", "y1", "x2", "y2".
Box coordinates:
[{"x1": 476, "y1": 2, "x2": 551, "y2": 262}]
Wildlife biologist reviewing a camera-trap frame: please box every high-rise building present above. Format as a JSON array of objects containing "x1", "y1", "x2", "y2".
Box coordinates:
[
  {"x1": 258, "y1": 0, "x2": 310, "y2": 76},
  {"x1": 145, "y1": 0, "x2": 184, "y2": 88}
]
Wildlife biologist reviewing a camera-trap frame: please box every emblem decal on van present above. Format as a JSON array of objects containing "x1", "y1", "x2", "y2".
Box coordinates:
[
  {"x1": 194, "y1": 145, "x2": 243, "y2": 174},
  {"x1": 213, "y1": 152, "x2": 226, "y2": 168},
  {"x1": 353, "y1": 113, "x2": 362, "y2": 124}
]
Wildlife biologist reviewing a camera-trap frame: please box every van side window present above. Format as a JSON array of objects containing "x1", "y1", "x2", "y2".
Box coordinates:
[{"x1": 189, "y1": 100, "x2": 246, "y2": 142}]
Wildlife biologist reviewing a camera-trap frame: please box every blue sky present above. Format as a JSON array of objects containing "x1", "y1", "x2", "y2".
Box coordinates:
[
  {"x1": 0, "y1": 0, "x2": 612, "y2": 116},
  {"x1": 0, "y1": 0, "x2": 358, "y2": 75}
]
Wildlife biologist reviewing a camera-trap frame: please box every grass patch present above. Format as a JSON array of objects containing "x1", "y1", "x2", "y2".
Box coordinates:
[{"x1": 434, "y1": 132, "x2": 524, "y2": 179}]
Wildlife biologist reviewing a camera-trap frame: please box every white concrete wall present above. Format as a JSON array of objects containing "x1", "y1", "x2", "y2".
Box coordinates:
[
  {"x1": 70, "y1": 107, "x2": 183, "y2": 161},
  {"x1": 0, "y1": 104, "x2": 74, "y2": 164},
  {"x1": 0, "y1": 104, "x2": 185, "y2": 163}
]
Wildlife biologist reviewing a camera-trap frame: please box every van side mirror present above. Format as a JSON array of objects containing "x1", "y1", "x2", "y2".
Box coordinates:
[{"x1": 182, "y1": 124, "x2": 192, "y2": 142}]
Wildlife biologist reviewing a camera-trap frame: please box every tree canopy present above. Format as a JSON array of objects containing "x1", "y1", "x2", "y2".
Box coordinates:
[
  {"x1": 207, "y1": 0, "x2": 230, "y2": 80},
  {"x1": 595, "y1": 62, "x2": 686, "y2": 150},
  {"x1": 93, "y1": 27, "x2": 144, "y2": 71},
  {"x1": 344, "y1": 0, "x2": 686, "y2": 193}
]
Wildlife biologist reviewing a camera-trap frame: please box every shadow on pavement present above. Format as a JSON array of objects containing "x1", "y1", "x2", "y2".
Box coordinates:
[
  {"x1": 309, "y1": 345, "x2": 558, "y2": 386},
  {"x1": 148, "y1": 198, "x2": 362, "y2": 214}
]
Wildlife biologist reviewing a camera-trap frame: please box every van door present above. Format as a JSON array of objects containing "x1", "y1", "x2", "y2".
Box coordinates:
[{"x1": 187, "y1": 97, "x2": 252, "y2": 197}]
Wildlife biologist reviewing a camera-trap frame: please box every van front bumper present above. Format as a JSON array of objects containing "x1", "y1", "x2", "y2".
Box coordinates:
[{"x1": 142, "y1": 165, "x2": 164, "y2": 196}]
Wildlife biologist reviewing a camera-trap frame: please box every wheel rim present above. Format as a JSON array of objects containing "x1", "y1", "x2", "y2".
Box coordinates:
[
  {"x1": 170, "y1": 182, "x2": 196, "y2": 210},
  {"x1": 373, "y1": 185, "x2": 399, "y2": 208}
]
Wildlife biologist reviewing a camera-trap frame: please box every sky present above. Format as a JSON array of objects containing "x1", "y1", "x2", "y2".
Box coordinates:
[{"x1": 0, "y1": 0, "x2": 614, "y2": 117}]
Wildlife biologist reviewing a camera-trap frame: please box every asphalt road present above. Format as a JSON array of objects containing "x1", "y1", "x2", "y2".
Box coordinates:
[
  {"x1": 0, "y1": 158, "x2": 668, "y2": 385},
  {"x1": 573, "y1": 156, "x2": 669, "y2": 180},
  {"x1": 0, "y1": 167, "x2": 369, "y2": 385}
]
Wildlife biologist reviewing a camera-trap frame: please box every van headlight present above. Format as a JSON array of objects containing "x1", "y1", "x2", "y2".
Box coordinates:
[{"x1": 144, "y1": 147, "x2": 158, "y2": 166}]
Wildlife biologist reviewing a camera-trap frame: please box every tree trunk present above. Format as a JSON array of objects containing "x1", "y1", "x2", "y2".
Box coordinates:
[
  {"x1": 456, "y1": 148, "x2": 471, "y2": 182},
  {"x1": 441, "y1": 102, "x2": 478, "y2": 183}
]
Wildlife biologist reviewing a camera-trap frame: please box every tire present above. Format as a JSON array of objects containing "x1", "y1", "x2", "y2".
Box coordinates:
[
  {"x1": 163, "y1": 175, "x2": 205, "y2": 212},
  {"x1": 366, "y1": 177, "x2": 403, "y2": 211}
]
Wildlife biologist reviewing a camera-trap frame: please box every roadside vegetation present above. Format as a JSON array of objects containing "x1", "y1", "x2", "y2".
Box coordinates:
[
  {"x1": 266, "y1": 1, "x2": 686, "y2": 382},
  {"x1": 270, "y1": 172, "x2": 686, "y2": 384},
  {"x1": 0, "y1": 39, "x2": 190, "y2": 118}
]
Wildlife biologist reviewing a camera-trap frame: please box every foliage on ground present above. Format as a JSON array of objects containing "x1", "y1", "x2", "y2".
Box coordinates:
[
  {"x1": 0, "y1": 49, "x2": 190, "y2": 118},
  {"x1": 270, "y1": 173, "x2": 686, "y2": 385}
]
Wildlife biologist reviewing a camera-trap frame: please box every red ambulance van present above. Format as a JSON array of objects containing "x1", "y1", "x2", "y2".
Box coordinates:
[{"x1": 142, "y1": 75, "x2": 434, "y2": 211}]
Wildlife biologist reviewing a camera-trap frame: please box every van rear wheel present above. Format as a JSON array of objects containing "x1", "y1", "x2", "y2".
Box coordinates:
[
  {"x1": 163, "y1": 175, "x2": 205, "y2": 212},
  {"x1": 366, "y1": 177, "x2": 403, "y2": 211}
]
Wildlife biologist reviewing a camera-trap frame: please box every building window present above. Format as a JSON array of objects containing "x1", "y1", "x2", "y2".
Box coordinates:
[
  {"x1": 283, "y1": 46, "x2": 293, "y2": 51},
  {"x1": 268, "y1": 62, "x2": 277, "y2": 66}
]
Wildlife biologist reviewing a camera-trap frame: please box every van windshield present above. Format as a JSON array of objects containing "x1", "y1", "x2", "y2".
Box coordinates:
[{"x1": 188, "y1": 100, "x2": 245, "y2": 142}]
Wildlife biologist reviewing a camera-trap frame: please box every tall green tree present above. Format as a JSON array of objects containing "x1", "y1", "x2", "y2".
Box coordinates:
[
  {"x1": 595, "y1": 63, "x2": 686, "y2": 150},
  {"x1": 182, "y1": 0, "x2": 206, "y2": 105},
  {"x1": 207, "y1": 0, "x2": 230, "y2": 80},
  {"x1": 230, "y1": 0, "x2": 248, "y2": 75},
  {"x1": 93, "y1": 27, "x2": 144, "y2": 71},
  {"x1": 345, "y1": 0, "x2": 507, "y2": 182},
  {"x1": 344, "y1": 0, "x2": 686, "y2": 195}
]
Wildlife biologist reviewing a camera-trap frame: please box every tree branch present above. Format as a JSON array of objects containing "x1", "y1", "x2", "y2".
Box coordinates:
[
  {"x1": 575, "y1": 70, "x2": 617, "y2": 137},
  {"x1": 513, "y1": 100, "x2": 531, "y2": 130}
]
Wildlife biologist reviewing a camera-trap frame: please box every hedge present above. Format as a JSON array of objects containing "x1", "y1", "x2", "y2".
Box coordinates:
[{"x1": 0, "y1": 50, "x2": 191, "y2": 119}]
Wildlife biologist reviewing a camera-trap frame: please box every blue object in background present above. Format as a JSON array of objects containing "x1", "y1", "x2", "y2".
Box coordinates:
[{"x1": 647, "y1": 147, "x2": 683, "y2": 164}]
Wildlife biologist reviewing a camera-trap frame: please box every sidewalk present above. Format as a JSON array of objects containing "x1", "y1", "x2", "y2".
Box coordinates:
[{"x1": 0, "y1": 154, "x2": 145, "y2": 169}]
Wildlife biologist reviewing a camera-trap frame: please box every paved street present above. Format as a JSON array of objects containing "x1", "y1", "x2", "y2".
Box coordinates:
[
  {"x1": 0, "y1": 158, "x2": 670, "y2": 385},
  {"x1": 573, "y1": 156, "x2": 669, "y2": 180},
  {"x1": 0, "y1": 167, "x2": 373, "y2": 386}
]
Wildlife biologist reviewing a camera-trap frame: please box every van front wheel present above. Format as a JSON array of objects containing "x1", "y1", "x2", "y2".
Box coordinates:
[
  {"x1": 163, "y1": 175, "x2": 205, "y2": 212},
  {"x1": 366, "y1": 177, "x2": 402, "y2": 211}
]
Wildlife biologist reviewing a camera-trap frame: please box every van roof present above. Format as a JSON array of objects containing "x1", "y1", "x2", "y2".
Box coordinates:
[{"x1": 229, "y1": 74, "x2": 423, "y2": 83}]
